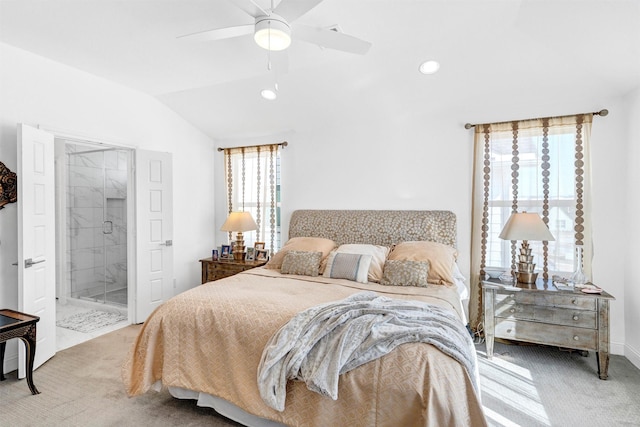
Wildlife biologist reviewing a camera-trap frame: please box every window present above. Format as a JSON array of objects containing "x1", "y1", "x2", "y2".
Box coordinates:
[
  {"x1": 223, "y1": 144, "x2": 283, "y2": 254},
  {"x1": 469, "y1": 114, "x2": 594, "y2": 329},
  {"x1": 484, "y1": 129, "x2": 583, "y2": 274}
]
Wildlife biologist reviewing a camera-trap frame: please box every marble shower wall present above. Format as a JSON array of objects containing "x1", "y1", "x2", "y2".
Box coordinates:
[{"x1": 66, "y1": 144, "x2": 128, "y2": 302}]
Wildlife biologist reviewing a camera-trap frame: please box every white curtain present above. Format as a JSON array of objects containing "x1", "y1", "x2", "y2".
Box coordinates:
[
  {"x1": 223, "y1": 144, "x2": 281, "y2": 254},
  {"x1": 469, "y1": 114, "x2": 593, "y2": 330}
]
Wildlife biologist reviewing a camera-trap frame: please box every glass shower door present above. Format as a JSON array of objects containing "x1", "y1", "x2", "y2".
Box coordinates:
[{"x1": 66, "y1": 145, "x2": 128, "y2": 307}]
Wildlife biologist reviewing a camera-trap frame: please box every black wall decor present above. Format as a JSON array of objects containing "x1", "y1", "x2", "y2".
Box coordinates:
[{"x1": 0, "y1": 161, "x2": 17, "y2": 210}]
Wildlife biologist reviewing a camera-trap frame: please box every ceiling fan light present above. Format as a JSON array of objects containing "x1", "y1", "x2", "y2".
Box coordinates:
[{"x1": 254, "y1": 14, "x2": 291, "y2": 51}]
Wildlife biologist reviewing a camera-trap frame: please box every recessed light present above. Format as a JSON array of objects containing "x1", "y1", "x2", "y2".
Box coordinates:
[
  {"x1": 419, "y1": 60, "x2": 440, "y2": 75},
  {"x1": 261, "y1": 89, "x2": 277, "y2": 100}
]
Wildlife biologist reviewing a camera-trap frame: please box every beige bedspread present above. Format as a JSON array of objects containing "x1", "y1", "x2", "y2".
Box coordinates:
[{"x1": 122, "y1": 268, "x2": 487, "y2": 427}]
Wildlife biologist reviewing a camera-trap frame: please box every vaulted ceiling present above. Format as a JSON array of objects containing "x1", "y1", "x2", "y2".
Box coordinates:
[{"x1": 1, "y1": 0, "x2": 639, "y2": 139}]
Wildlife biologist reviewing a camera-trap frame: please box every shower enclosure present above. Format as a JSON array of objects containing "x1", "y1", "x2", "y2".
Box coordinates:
[{"x1": 65, "y1": 144, "x2": 130, "y2": 307}]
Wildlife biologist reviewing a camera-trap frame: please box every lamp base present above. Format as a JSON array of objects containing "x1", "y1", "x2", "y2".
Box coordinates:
[
  {"x1": 232, "y1": 231, "x2": 245, "y2": 261},
  {"x1": 516, "y1": 271, "x2": 538, "y2": 284}
]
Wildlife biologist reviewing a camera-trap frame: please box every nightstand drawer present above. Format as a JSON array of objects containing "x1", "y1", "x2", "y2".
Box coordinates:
[
  {"x1": 496, "y1": 292, "x2": 596, "y2": 311},
  {"x1": 208, "y1": 263, "x2": 236, "y2": 280},
  {"x1": 495, "y1": 319, "x2": 598, "y2": 351},
  {"x1": 495, "y1": 303, "x2": 597, "y2": 328},
  {"x1": 199, "y1": 257, "x2": 267, "y2": 283}
]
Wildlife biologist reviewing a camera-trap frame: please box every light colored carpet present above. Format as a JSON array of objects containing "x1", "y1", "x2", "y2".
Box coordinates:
[
  {"x1": 478, "y1": 342, "x2": 640, "y2": 426},
  {"x1": 56, "y1": 310, "x2": 127, "y2": 333},
  {"x1": 1, "y1": 325, "x2": 639, "y2": 426}
]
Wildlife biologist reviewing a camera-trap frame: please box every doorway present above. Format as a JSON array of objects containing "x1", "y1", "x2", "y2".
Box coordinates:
[{"x1": 54, "y1": 138, "x2": 133, "y2": 349}]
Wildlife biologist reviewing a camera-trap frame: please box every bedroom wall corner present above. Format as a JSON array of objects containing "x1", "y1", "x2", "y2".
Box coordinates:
[{"x1": 622, "y1": 85, "x2": 640, "y2": 369}]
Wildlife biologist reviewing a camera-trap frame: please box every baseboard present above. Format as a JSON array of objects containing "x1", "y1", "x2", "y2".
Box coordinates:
[
  {"x1": 2, "y1": 353, "x2": 18, "y2": 376},
  {"x1": 611, "y1": 341, "x2": 625, "y2": 356},
  {"x1": 625, "y1": 343, "x2": 640, "y2": 370}
]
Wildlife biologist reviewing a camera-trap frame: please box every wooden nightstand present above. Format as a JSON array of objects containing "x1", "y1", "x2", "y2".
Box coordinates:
[
  {"x1": 199, "y1": 257, "x2": 267, "y2": 284},
  {"x1": 482, "y1": 277, "x2": 615, "y2": 379}
]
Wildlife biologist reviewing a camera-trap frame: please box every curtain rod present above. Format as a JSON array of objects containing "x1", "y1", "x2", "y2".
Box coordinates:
[
  {"x1": 463, "y1": 109, "x2": 609, "y2": 129},
  {"x1": 217, "y1": 141, "x2": 288, "y2": 152}
]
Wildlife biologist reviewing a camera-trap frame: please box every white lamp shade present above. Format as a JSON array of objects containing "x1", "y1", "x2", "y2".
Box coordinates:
[
  {"x1": 254, "y1": 14, "x2": 291, "y2": 51},
  {"x1": 498, "y1": 212, "x2": 555, "y2": 242},
  {"x1": 220, "y1": 211, "x2": 258, "y2": 232}
]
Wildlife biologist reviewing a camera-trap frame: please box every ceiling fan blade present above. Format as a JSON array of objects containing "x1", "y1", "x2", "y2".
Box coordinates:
[
  {"x1": 294, "y1": 24, "x2": 372, "y2": 55},
  {"x1": 226, "y1": 0, "x2": 268, "y2": 18},
  {"x1": 177, "y1": 24, "x2": 254, "y2": 42},
  {"x1": 274, "y1": 0, "x2": 324, "y2": 23}
]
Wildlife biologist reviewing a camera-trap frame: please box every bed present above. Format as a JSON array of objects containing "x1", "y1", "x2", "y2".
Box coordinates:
[{"x1": 122, "y1": 210, "x2": 487, "y2": 427}]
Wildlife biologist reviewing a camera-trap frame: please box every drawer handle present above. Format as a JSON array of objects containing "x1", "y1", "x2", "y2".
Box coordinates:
[
  {"x1": 510, "y1": 308, "x2": 516, "y2": 313},
  {"x1": 573, "y1": 315, "x2": 579, "y2": 321},
  {"x1": 573, "y1": 335, "x2": 580, "y2": 341},
  {"x1": 571, "y1": 298, "x2": 577, "y2": 305}
]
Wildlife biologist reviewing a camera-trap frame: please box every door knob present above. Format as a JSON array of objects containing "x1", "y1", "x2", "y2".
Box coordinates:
[{"x1": 24, "y1": 258, "x2": 45, "y2": 268}]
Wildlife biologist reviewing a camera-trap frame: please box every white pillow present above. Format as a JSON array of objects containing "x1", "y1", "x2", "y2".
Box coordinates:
[
  {"x1": 323, "y1": 252, "x2": 372, "y2": 283},
  {"x1": 332, "y1": 244, "x2": 390, "y2": 283}
]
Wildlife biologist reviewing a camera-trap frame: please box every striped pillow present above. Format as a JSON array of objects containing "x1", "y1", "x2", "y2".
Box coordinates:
[{"x1": 323, "y1": 252, "x2": 372, "y2": 283}]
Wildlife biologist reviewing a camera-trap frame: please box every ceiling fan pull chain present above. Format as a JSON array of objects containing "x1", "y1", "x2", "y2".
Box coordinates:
[{"x1": 267, "y1": 24, "x2": 272, "y2": 71}]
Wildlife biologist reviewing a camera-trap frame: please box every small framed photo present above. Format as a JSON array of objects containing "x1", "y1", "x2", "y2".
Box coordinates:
[
  {"x1": 221, "y1": 244, "x2": 231, "y2": 259},
  {"x1": 212, "y1": 249, "x2": 219, "y2": 261},
  {"x1": 245, "y1": 247, "x2": 255, "y2": 261},
  {"x1": 254, "y1": 242, "x2": 265, "y2": 251},
  {"x1": 256, "y1": 249, "x2": 269, "y2": 261}
]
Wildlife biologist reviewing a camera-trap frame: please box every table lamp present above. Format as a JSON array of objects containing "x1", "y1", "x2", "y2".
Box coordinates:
[
  {"x1": 498, "y1": 212, "x2": 555, "y2": 283},
  {"x1": 220, "y1": 211, "x2": 258, "y2": 261}
]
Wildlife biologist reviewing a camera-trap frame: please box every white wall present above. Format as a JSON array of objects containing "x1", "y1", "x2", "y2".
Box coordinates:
[
  {"x1": 623, "y1": 86, "x2": 640, "y2": 367},
  {"x1": 0, "y1": 43, "x2": 215, "y2": 368},
  {"x1": 589, "y1": 95, "x2": 631, "y2": 359},
  {"x1": 214, "y1": 94, "x2": 634, "y2": 360}
]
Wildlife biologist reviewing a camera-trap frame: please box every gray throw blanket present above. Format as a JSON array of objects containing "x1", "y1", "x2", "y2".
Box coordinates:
[{"x1": 257, "y1": 291, "x2": 478, "y2": 411}]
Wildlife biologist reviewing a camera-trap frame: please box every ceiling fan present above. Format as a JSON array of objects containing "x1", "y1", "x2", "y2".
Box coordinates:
[{"x1": 179, "y1": 0, "x2": 372, "y2": 55}]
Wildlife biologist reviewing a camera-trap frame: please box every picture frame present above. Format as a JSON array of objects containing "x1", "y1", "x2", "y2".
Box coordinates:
[
  {"x1": 220, "y1": 244, "x2": 231, "y2": 259},
  {"x1": 254, "y1": 242, "x2": 265, "y2": 251},
  {"x1": 256, "y1": 249, "x2": 269, "y2": 261},
  {"x1": 212, "y1": 249, "x2": 219, "y2": 261},
  {"x1": 245, "y1": 247, "x2": 255, "y2": 261}
]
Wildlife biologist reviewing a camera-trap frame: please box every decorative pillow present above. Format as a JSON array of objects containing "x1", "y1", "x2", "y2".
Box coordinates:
[
  {"x1": 280, "y1": 251, "x2": 323, "y2": 277},
  {"x1": 380, "y1": 260, "x2": 430, "y2": 287},
  {"x1": 332, "y1": 244, "x2": 390, "y2": 283},
  {"x1": 387, "y1": 241, "x2": 457, "y2": 285},
  {"x1": 323, "y1": 252, "x2": 373, "y2": 283},
  {"x1": 265, "y1": 237, "x2": 336, "y2": 271}
]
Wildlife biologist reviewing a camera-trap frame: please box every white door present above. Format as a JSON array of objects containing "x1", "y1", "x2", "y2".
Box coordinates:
[
  {"x1": 135, "y1": 150, "x2": 174, "y2": 323},
  {"x1": 17, "y1": 124, "x2": 56, "y2": 375}
]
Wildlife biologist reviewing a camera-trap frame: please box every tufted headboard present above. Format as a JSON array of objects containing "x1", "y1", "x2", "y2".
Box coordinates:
[{"x1": 288, "y1": 210, "x2": 457, "y2": 248}]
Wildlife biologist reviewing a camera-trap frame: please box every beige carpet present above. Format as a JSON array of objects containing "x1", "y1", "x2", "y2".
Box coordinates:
[
  {"x1": 1, "y1": 325, "x2": 639, "y2": 426},
  {"x1": 0, "y1": 325, "x2": 240, "y2": 427}
]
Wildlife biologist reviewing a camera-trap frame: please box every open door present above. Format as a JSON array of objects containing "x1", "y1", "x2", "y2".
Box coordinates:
[
  {"x1": 17, "y1": 124, "x2": 56, "y2": 375},
  {"x1": 134, "y1": 149, "x2": 174, "y2": 323}
]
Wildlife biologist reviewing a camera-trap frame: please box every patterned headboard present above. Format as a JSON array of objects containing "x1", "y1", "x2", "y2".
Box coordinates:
[{"x1": 288, "y1": 210, "x2": 457, "y2": 248}]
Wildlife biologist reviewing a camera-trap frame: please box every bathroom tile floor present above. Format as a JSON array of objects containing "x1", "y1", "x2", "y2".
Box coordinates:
[{"x1": 56, "y1": 299, "x2": 129, "y2": 351}]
